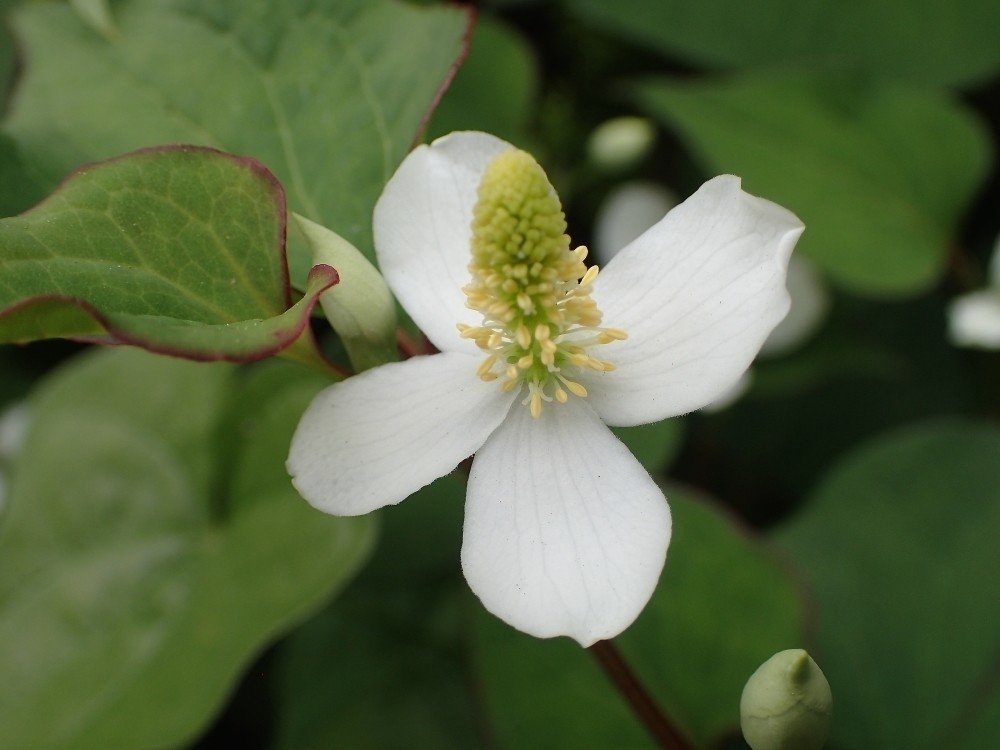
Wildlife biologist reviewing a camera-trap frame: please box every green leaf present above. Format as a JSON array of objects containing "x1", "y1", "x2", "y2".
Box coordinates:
[
  {"x1": 0, "y1": 134, "x2": 48, "y2": 218},
  {"x1": 4, "y1": 0, "x2": 471, "y2": 278},
  {"x1": 698, "y1": 294, "x2": 973, "y2": 504},
  {"x1": 0, "y1": 348, "x2": 376, "y2": 749},
  {"x1": 0, "y1": 146, "x2": 339, "y2": 367},
  {"x1": 0, "y1": 26, "x2": 12, "y2": 108},
  {"x1": 472, "y1": 488, "x2": 807, "y2": 748},
  {"x1": 636, "y1": 73, "x2": 991, "y2": 297},
  {"x1": 613, "y1": 418, "x2": 685, "y2": 476},
  {"x1": 275, "y1": 470, "x2": 475, "y2": 749},
  {"x1": 428, "y1": 17, "x2": 539, "y2": 145},
  {"x1": 274, "y1": 584, "x2": 478, "y2": 750},
  {"x1": 360, "y1": 472, "x2": 467, "y2": 586},
  {"x1": 565, "y1": 0, "x2": 1000, "y2": 87},
  {"x1": 774, "y1": 421, "x2": 1000, "y2": 750},
  {"x1": 68, "y1": 0, "x2": 117, "y2": 40}
]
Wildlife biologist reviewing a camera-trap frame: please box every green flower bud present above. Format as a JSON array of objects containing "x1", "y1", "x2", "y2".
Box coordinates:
[
  {"x1": 586, "y1": 116, "x2": 656, "y2": 172},
  {"x1": 740, "y1": 649, "x2": 832, "y2": 750},
  {"x1": 292, "y1": 213, "x2": 397, "y2": 372}
]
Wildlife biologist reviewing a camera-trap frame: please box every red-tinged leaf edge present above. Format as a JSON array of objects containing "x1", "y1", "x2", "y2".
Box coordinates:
[
  {"x1": 14, "y1": 144, "x2": 294, "y2": 306},
  {"x1": 0, "y1": 144, "x2": 347, "y2": 369},
  {"x1": 0, "y1": 264, "x2": 340, "y2": 364},
  {"x1": 412, "y1": 4, "x2": 477, "y2": 146}
]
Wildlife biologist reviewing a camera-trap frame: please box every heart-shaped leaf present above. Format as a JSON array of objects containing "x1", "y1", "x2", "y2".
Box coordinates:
[
  {"x1": 0, "y1": 145, "x2": 338, "y2": 366},
  {"x1": 4, "y1": 0, "x2": 471, "y2": 278},
  {"x1": 0, "y1": 347, "x2": 376, "y2": 749},
  {"x1": 774, "y1": 421, "x2": 1000, "y2": 750},
  {"x1": 565, "y1": 0, "x2": 1000, "y2": 86},
  {"x1": 636, "y1": 73, "x2": 990, "y2": 297}
]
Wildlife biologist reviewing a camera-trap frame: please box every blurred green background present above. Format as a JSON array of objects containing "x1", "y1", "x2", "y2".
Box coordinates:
[{"x1": 0, "y1": 1, "x2": 997, "y2": 748}]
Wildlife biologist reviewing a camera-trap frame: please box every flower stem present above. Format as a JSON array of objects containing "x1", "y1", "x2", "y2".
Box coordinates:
[
  {"x1": 588, "y1": 640, "x2": 694, "y2": 750},
  {"x1": 396, "y1": 328, "x2": 434, "y2": 359}
]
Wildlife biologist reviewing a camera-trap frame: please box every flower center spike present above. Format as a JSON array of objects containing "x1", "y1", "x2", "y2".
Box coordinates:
[{"x1": 458, "y1": 148, "x2": 627, "y2": 418}]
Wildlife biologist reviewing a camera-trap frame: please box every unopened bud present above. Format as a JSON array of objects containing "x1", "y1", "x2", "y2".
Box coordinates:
[
  {"x1": 292, "y1": 213, "x2": 397, "y2": 372},
  {"x1": 740, "y1": 649, "x2": 832, "y2": 750},
  {"x1": 586, "y1": 116, "x2": 656, "y2": 172}
]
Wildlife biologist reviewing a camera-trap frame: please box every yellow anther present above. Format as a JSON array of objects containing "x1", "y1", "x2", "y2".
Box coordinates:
[
  {"x1": 535, "y1": 324, "x2": 550, "y2": 341},
  {"x1": 559, "y1": 376, "x2": 588, "y2": 398},
  {"x1": 517, "y1": 353, "x2": 534, "y2": 369},
  {"x1": 529, "y1": 390, "x2": 542, "y2": 418},
  {"x1": 477, "y1": 356, "x2": 497, "y2": 378},
  {"x1": 488, "y1": 301, "x2": 510, "y2": 317},
  {"x1": 580, "y1": 265, "x2": 599, "y2": 287},
  {"x1": 598, "y1": 329, "x2": 629, "y2": 343},
  {"x1": 515, "y1": 325, "x2": 532, "y2": 349},
  {"x1": 553, "y1": 387, "x2": 568, "y2": 403}
]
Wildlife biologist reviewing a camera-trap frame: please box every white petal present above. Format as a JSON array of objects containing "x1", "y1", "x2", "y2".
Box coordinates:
[
  {"x1": 593, "y1": 181, "x2": 677, "y2": 266},
  {"x1": 759, "y1": 255, "x2": 830, "y2": 358},
  {"x1": 701, "y1": 369, "x2": 753, "y2": 413},
  {"x1": 947, "y1": 290, "x2": 1000, "y2": 350},
  {"x1": 374, "y1": 131, "x2": 512, "y2": 354},
  {"x1": 287, "y1": 352, "x2": 515, "y2": 516},
  {"x1": 462, "y1": 398, "x2": 671, "y2": 646},
  {"x1": 585, "y1": 175, "x2": 804, "y2": 426}
]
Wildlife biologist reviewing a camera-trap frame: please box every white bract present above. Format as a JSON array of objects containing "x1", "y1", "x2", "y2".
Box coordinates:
[
  {"x1": 287, "y1": 132, "x2": 803, "y2": 646},
  {"x1": 947, "y1": 236, "x2": 1000, "y2": 350},
  {"x1": 595, "y1": 181, "x2": 828, "y2": 360}
]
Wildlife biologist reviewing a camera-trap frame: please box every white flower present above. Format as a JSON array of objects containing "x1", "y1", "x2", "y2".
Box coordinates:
[
  {"x1": 947, "y1": 236, "x2": 1000, "y2": 350},
  {"x1": 595, "y1": 182, "x2": 828, "y2": 360},
  {"x1": 287, "y1": 132, "x2": 803, "y2": 645}
]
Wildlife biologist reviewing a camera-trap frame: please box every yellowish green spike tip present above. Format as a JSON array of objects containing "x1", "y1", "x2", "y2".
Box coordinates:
[{"x1": 458, "y1": 148, "x2": 627, "y2": 418}]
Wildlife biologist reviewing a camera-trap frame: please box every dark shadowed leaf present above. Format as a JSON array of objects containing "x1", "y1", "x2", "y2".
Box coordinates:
[
  {"x1": 566, "y1": 0, "x2": 1000, "y2": 86},
  {"x1": 637, "y1": 73, "x2": 990, "y2": 297},
  {"x1": 775, "y1": 421, "x2": 1000, "y2": 750}
]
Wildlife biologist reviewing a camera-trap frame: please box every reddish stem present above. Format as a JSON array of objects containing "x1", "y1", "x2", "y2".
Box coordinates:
[
  {"x1": 396, "y1": 328, "x2": 425, "y2": 359},
  {"x1": 588, "y1": 640, "x2": 694, "y2": 750}
]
